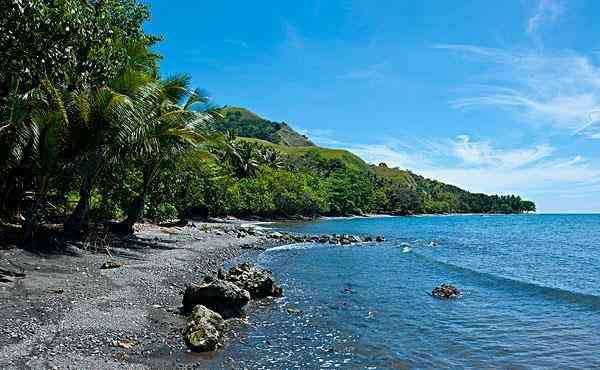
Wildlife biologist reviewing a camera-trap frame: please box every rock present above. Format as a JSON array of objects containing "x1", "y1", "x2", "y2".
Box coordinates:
[
  {"x1": 364, "y1": 236, "x2": 373, "y2": 242},
  {"x1": 340, "y1": 238, "x2": 351, "y2": 245},
  {"x1": 375, "y1": 235, "x2": 385, "y2": 242},
  {"x1": 224, "y1": 262, "x2": 283, "y2": 299},
  {"x1": 182, "y1": 305, "x2": 224, "y2": 352},
  {"x1": 348, "y1": 235, "x2": 360, "y2": 243},
  {"x1": 431, "y1": 284, "x2": 462, "y2": 299},
  {"x1": 269, "y1": 231, "x2": 284, "y2": 239},
  {"x1": 318, "y1": 235, "x2": 330, "y2": 243},
  {"x1": 113, "y1": 340, "x2": 137, "y2": 350},
  {"x1": 182, "y1": 276, "x2": 250, "y2": 318},
  {"x1": 100, "y1": 260, "x2": 122, "y2": 269}
]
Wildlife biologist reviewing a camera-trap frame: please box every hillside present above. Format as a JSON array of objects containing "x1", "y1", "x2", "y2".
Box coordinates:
[
  {"x1": 229, "y1": 108, "x2": 536, "y2": 215},
  {"x1": 217, "y1": 107, "x2": 314, "y2": 147},
  {"x1": 239, "y1": 137, "x2": 367, "y2": 172}
]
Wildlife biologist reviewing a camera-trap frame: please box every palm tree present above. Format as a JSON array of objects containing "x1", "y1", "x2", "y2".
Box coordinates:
[
  {"x1": 62, "y1": 86, "x2": 140, "y2": 233},
  {"x1": 258, "y1": 147, "x2": 284, "y2": 169},
  {"x1": 215, "y1": 135, "x2": 262, "y2": 179},
  {"x1": 118, "y1": 75, "x2": 219, "y2": 233},
  {"x1": 0, "y1": 78, "x2": 72, "y2": 242},
  {"x1": 63, "y1": 40, "x2": 158, "y2": 234}
]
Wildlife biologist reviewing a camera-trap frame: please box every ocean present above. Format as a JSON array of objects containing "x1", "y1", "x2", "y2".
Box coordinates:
[{"x1": 217, "y1": 214, "x2": 600, "y2": 369}]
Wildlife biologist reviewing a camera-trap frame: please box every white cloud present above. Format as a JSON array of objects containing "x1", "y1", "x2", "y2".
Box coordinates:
[
  {"x1": 437, "y1": 44, "x2": 600, "y2": 138},
  {"x1": 451, "y1": 135, "x2": 554, "y2": 168},
  {"x1": 345, "y1": 143, "x2": 424, "y2": 169},
  {"x1": 527, "y1": 0, "x2": 564, "y2": 35}
]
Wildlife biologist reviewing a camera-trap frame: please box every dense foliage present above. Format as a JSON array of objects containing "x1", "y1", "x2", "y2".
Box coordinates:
[{"x1": 0, "y1": 0, "x2": 535, "y2": 244}]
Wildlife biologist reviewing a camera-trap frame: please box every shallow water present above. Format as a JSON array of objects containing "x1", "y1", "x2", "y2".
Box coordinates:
[{"x1": 221, "y1": 214, "x2": 600, "y2": 368}]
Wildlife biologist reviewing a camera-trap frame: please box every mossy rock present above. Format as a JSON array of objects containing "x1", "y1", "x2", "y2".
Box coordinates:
[{"x1": 182, "y1": 305, "x2": 225, "y2": 352}]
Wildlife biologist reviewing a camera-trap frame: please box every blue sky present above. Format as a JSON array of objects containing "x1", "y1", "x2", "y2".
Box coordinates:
[{"x1": 145, "y1": 0, "x2": 600, "y2": 213}]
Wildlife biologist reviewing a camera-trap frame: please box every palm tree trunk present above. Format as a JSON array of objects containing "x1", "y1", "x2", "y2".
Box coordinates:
[
  {"x1": 64, "y1": 173, "x2": 95, "y2": 235},
  {"x1": 22, "y1": 176, "x2": 49, "y2": 244},
  {"x1": 120, "y1": 165, "x2": 156, "y2": 234}
]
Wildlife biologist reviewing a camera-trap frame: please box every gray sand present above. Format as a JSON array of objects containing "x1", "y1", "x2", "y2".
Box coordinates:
[{"x1": 0, "y1": 222, "x2": 280, "y2": 369}]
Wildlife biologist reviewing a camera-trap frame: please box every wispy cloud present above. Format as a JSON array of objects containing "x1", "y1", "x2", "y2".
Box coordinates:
[
  {"x1": 345, "y1": 143, "x2": 425, "y2": 169},
  {"x1": 338, "y1": 63, "x2": 387, "y2": 81},
  {"x1": 436, "y1": 44, "x2": 600, "y2": 138},
  {"x1": 527, "y1": 0, "x2": 564, "y2": 35},
  {"x1": 452, "y1": 135, "x2": 554, "y2": 169},
  {"x1": 315, "y1": 134, "x2": 600, "y2": 211}
]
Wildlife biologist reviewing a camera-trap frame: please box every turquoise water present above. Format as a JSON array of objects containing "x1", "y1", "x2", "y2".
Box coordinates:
[{"x1": 226, "y1": 214, "x2": 600, "y2": 368}]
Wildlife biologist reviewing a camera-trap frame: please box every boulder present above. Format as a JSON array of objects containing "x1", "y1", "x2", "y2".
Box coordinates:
[
  {"x1": 375, "y1": 235, "x2": 385, "y2": 242},
  {"x1": 364, "y1": 236, "x2": 373, "y2": 242},
  {"x1": 342, "y1": 238, "x2": 353, "y2": 245},
  {"x1": 182, "y1": 276, "x2": 250, "y2": 318},
  {"x1": 182, "y1": 305, "x2": 225, "y2": 352},
  {"x1": 225, "y1": 262, "x2": 283, "y2": 299},
  {"x1": 431, "y1": 283, "x2": 462, "y2": 299}
]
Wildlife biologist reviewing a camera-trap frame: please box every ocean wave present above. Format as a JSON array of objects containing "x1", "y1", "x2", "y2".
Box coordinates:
[
  {"x1": 265, "y1": 243, "x2": 324, "y2": 252},
  {"x1": 413, "y1": 252, "x2": 600, "y2": 310}
]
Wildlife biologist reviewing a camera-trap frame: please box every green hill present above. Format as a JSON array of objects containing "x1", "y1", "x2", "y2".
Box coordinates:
[
  {"x1": 226, "y1": 108, "x2": 535, "y2": 215},
  {"x1": 239, "y1": 137, "x2": 367, "y2": 172},
  {"x1": 217, "y1": 107, "x2": 314, "y2": 147}
]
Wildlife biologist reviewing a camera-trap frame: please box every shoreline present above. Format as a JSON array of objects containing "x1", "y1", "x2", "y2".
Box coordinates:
[{"x1": 0, "y1": 221, "x2": 289, "y2": 369}]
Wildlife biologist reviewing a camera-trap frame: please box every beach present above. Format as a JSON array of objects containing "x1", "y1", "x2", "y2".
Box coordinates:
[{"x1": 0, "y1": 220, "x2": 281, "y2": 369}]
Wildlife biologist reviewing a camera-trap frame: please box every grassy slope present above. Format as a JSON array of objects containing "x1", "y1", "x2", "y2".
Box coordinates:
[
  {"x1": 239, "y1": 137, "x2": 368, "y2": 172},
  {"x1": 220, "y1": 107, "x2": 314, "y2": 147},
  {"x1": 231, "y1": 108, "x2": 473, "y2": 196},
  {"x1": 369, "y1": 164, "x2": 418, "y2": 189}
]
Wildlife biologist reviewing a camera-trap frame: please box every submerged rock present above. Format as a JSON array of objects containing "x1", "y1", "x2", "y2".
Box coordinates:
[
  {"x1": 182, "y1": 276, "x2": 250, "y2": 318},
  {"x1": 224, "y1": 262, "x2": 283, "y2": 299},
  {"x1": 182, "y1": 305, "x2": 225, "y2": 352},
  {"x1": 431, "y1": 283, "x2": 462, "y2": 299}
]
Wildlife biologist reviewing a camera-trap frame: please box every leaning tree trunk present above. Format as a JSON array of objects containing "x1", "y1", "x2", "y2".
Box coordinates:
[
  {"x1": 22, "y1": 177, "x2": 49, "y2": 245},
  {"x1": 64, "y1": 173, "x2": 95, "y2": 235},
  {"x1": 119, "y1": 167, "x2": 155, "y2": 234}
]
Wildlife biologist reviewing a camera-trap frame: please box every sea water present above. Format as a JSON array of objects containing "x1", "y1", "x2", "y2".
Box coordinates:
[{"x1": 216, "y1": 214, "x2": 600, "y2": 369}]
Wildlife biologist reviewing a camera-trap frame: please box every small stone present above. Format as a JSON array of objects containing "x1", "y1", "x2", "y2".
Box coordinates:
[{"x1": 99, "y1": 260, "x2": 122, "y2": 270}]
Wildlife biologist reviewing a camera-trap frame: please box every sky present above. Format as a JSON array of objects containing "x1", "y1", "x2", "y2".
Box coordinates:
[{"x1": 144, "y1": 0, "x2": 600, "y2": 213}]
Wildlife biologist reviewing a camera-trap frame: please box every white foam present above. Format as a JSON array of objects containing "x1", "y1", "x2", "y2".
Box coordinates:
[{"x1": 266, "y1": 243, "x2": 321, "y2": 252}]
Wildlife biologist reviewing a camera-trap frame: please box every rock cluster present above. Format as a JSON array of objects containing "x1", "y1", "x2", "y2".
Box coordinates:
[
  {"x1": 181, "y1": 263, "x2": 283, "y2": 352},
  {"x1": 431, "y1": 283, "x2": 462, "y2": 299},
  {"x1": 222, "y1": 262, "x2": 283, "y2": 299},
  {"x1": 266, "y1": 231, "x2": 385, "y2": 246}
]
